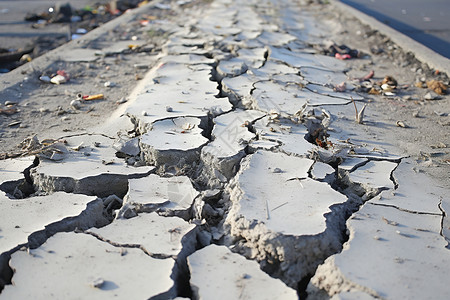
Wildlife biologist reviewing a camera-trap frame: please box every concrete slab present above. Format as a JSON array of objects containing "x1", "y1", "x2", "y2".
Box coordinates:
[
  {"x1": 1, "y1": 232, "x2": 176, "y2": 299},
  {"x1": 348, "y1": 160, "x2": 398, "y2": 191},
  {"x1": 30, "y1": 134, "x2": 154, "y2": 197},
  {"x1": 199, "y1": 109, "x2": 265, "y2": 186},
  {"x1": 140, "y1": 117, "x2": 208, "y2": 170},
  {"x1": 125, "y1": 62, "x2": 232, "y2": 128},
  {"x1": 226, "y1": 150, "x2": 349, "y2": 287},
  {"x1": 309, "y1": 203, "x2": 450, "y2": 299},
  {"x1": 121, "y1": 174, "x2": 199, "y2": 215},
  {"x1": 188, "y1": 244, "x2": 297, "y2": 299},
  {"x1": 88, "y1": 212, "x2": 197, "y2": 258},
  {"x1": 0, "y1": 192, "x2": 104, "y2": 255},
  {"x1": 369, "y1": 158, "x2": 444, "y2": 214},
  {"x1": 0, "y1": 157, "x2": 34, "y2": 183},
  {"x1": 253, "y1": 116, "x2": 316, "y2": 157}
]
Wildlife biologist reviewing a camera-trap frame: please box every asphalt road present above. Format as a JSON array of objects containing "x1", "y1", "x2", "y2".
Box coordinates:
[{"x1": 340, "y1": 0, "x2": 450, "y2": 59}]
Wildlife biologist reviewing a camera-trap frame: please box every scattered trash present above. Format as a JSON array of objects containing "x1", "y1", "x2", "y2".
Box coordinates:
[
  {"x1": 335, "y1": 53, "x2": 351, "y2": 60},
  {"x1": 39, "y1": 75, "x2": 51, "y2": 83},
  {"x1": 82, "y1": 94, "x2": 104, "y2": 101},
  {"x1": 322, "y1": 43, "x2": 361, "y2": 59},
  {"x1": 381, "y1": 76, "x2": 397, "y2": 90},
  {"x1": 8, "y1": 121, "x2": 21, "y2": 127},
  {"x1": 396, "y1": 121, "x2": 408, "y2": 128},
  {"x1": 0, "y1": 105, "x2": 18, "y2": 115},
  {"x1": 426, "y1": 80, "x2": 447, "y2": 95}
]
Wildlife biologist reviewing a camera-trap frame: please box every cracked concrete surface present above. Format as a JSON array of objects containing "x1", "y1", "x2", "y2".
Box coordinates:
[{"x1": 1, "y1": 0, "x2": 449, "y2": 298}]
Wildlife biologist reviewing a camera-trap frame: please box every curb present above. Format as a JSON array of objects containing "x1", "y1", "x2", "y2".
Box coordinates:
[{"x1": 330, "y1": 0, "x2": 450, "y2": 77}]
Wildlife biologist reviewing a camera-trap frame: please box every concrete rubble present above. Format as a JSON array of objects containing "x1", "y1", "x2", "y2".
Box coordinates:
[{"x1": 0, "y1": 0, "x2": 449, "y2": 299}]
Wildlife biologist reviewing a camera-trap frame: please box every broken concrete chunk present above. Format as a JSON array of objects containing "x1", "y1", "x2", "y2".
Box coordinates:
[
  {"x1": 30, "y1": 135, "x2": 154, "y2": 197},
  {"x1": 225, "y1": 150, "x2": 349, "y2": 287},
  {"x1": 217, "y1": 57, "x2": 248, "y2": 79},
  {"x1": 113, "y1": 137, "x2": 140, "y2": 156},
  {"x1": 311, "y1": 162, "x2": 335, "y2": 181},
  {"x1": 88, "y1": 212, "x2": 197, "y2": 258},
  {"x1": 0, "y1": 157, "x2": 35, "y2": 183},
  {"x1": 256, "y1": 31, "x2": 296, "y2": 47},
  {"x1": 308, "y1": 203, "x2": 450, "y2": 299},
  {"x1": 0, "y1": 192, "x2": 106, "y2": 256},
  {"x1": 369, "y1": 158, "x2": 444, "y2": 214},
  {"x1": 120, "y1": 174, "x2": 199, "y2": 217},
  {"x1": 199, "y1": 109, "x2": 265, "y2": 187},
  {"x1": 253, "y1": 116, "x2": 316, "y2": 157},
  {"x1": 300, "y1": 67, "x2": 348, "y2": 86},
  {"x1": 237, "y1": 48, "x2": 267, "y2": 68},
  {"x1": 188, "y1": 245, "x2": 297, "y2": 299},
  {"x1": 140, "y1": 117, "x2": 209, "y2": 171},
  {"x1": 249, "y1": 80, "x2": 308, "y2": 115},
  {"x1": 126, "y1": 62, "x2": 232, "y2": 128},
  {"x1": 0, "y1": 232, "x2": 176, "y2": 299},
  {"x1": 338, "y1": 157, "x2": 368, "y2": 172},
  {"x1": 347, "y1": 160, "x2": 398, "y2": 191}
]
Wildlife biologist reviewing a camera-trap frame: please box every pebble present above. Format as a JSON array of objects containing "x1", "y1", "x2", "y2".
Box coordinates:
[
  {"x1": 166, "y1": 106, "x2": 173, "y2": 112},
  {"x1": 142, "y1": 111, "x2": 148, "y2": 116},
  {"x1": 104, "y1": 81, "x2": 116, "y2": 87},
  {"x1": 424, "y1": 92, "x2": 438, "y2": 100},
  {"x1": 5, "y1": 101, "x2": 17, "y2": 106},
  {"x1": 116, "y1": 97, "x2": 127, "y2": 104},
  {"x1": 39, "y1": 107, "x2": 49, "y2": 113},
  {"x1": 396, "y1": 121, "x2": 408, "y2": 128},
  {"x1": 70, "y1": 99, "x2": 82, "y2": 110}
]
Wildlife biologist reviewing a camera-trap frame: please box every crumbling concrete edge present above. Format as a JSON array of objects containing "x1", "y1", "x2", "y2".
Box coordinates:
[{"x1": 330, "y1": 0, "x2": 450, "y2": 77}]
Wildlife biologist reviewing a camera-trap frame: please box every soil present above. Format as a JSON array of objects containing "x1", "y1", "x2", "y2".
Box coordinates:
[{"x1": 0, "y1": 0, "x2": 449, "y2": 188}]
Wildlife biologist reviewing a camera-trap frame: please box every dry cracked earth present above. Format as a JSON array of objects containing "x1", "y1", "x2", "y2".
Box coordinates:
[{"x1": 1, "y1": 0, "x2": 449, "y2": 299}]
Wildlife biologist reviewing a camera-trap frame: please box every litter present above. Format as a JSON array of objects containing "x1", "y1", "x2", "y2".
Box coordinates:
[
  {"x1": 426, "y1": 80, "x2": 447, "y2": 95},
  {"x1": 82, "y1": 94, "x2": 104, "y2": 101}
]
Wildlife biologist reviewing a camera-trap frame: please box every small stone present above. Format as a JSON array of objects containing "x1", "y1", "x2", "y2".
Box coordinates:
[
  {"x1": 424, "y1": 92, "x2": 438, "y2": 100},
  {"x1": 142, "y1": 111, "x2": 148, "y2": 116},
  {"x1": 273, "y1": 167, "x2": 282, "y2": 173},
  {"x1": 90, "y1": 278, "x2": 105, "y2": 289},
  {"x1": 116, "y1": 97, "x2": 127, "y2": 104},
  {"x1": 61, "y1": 116, "x2": 70, "y2": 121},
  {"x1": 166, "y1": 106, "x2": 173, "y2": 112},
  {"x1": 396, "y1": 121, "x2": 408, "y2": 128},
  {"x1": 70, "y1": 99, "x2": 82, "y2": 110},
  {"x1": 39, "y1": 107, "x2": 49, "y2": 113},
  {"x1": 104, "y1": 81, "x2": 116, "y2": 88}
]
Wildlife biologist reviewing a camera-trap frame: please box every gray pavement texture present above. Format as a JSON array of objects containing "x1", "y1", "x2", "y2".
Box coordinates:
[
  {"x1": 340, "y1": 0, "x2": 450, "y2": 59},
  {"x1": 1, "y1": 0, "x2": 450, "y2": 299}
]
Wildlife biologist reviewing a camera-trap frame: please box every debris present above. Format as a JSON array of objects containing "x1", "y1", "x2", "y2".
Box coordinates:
[
  {"x1": 434, "y1": 111, "x2": 448, "y2": 117},
  {"x1": 333, "y1": 81, "x2": 346, "y2": 92},
  {"x1": 430, "y1": 142, "x2": 447, "y2": 149},
  {"x1": 104, "y1": 81, "x2": 116, "y2": 87},
  {"x1": 83, "y1": 94, "x2": 104, "y2": 101},
  {"x1": 50, "y1": 75, "x2": 67, "y2": 84},
  {"x1": 0, "y1": 105, "x2": 18, "y2": 115},
  {"x1": 426, "y1": 80, "x2": 447, "y2": 95},
  {"x1": 39, "y1": 75, "x2": 51, "y2": 83},
  {"x1": 70, "y1": 99, "x2": 82, "y2": 110},
  {"x1": 396, "y1": 121, "x2": 408, "y2": 128},
  {"x1": 351, "y1": 97, "x2": 367, "y2": 124},
  {"x1": 424, "y1": 92, "x2": 439, "y2": 100},
  {"x1": 166, "y1": 106, "x2": 173, "y2": 112},
  {"x1": 358, "y1": 70, "x2": 374, "y2": 81},
  {"x1": 8, "y1": 121, "x2": 21, "y2": 127},
  {"x1": 90, "y1": 278, "x2": 105, "y2": 289},
  {"x1": 335, "y1": 53, "x2": 351, "y2": 60}
]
